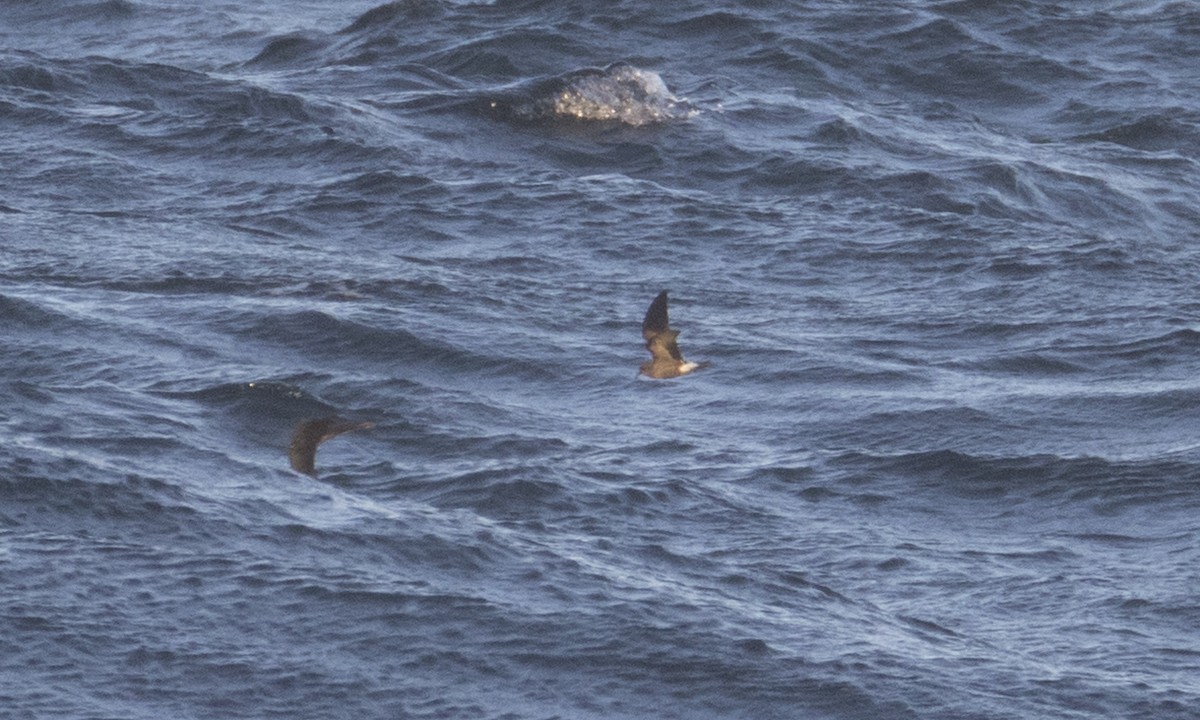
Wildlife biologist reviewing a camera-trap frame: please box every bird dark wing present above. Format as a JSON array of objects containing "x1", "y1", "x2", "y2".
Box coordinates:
[
  {"x1": 642, "y1": 290, "x2": 671, "y2": 340},
  {"x1": 646, "y1": 329, "x2": 684, "y2": 362},
  {"x1": 288, "y1": 420, "x2": 325, "y2": 476},
  {"x1": 288, "y1": 417, "x2": 371, "y2": 477}
]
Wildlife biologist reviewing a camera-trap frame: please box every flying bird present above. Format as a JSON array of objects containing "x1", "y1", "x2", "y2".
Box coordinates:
[
  {"x1": 640, "y1": 290, "x2": 708, "y2": 379},
  {"x1": 288, "y1": 416, "x2": 373, "y2": 477}
]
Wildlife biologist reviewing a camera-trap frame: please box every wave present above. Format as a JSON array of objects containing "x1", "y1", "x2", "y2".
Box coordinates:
[
  {"x1": 0, "y1": 469, "x2": 204, "y2": 531},
  {"x1": 418, "y1": 469, "x2": 571, "y2": 519},
  {"x1": 0, "y1": 50, "x2": 367, "y2": 173},
  {"x1": 247, "y1": 8, "x2": 693, "y2": 129},
  {"x1": 1077, "y1": 112, "x2": 1200, "y2": 153},
  {"x1": 338, "y1": 0, "x2": 445, "y2": 36},
  {"x1": 0, "y1": 293, "x2": 71, "y2": 329},
  {"x1": 225, "y1": 308, "x2": 512, "y2": 377},
  {"x1": 1056, "y1": 328, "x2": 1200, "y2": 366},
  {"x1": 827, "y1": 449, "x2": 1200, "y2": 511},
  {"x1": 482, "y1": 63, "x2": 694, "y2": 127}
]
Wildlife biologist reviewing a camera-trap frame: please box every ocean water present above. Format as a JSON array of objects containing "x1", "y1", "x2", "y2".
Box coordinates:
[{"x1": 2, "y1": 1, "x2": 1199, "y2": 718}]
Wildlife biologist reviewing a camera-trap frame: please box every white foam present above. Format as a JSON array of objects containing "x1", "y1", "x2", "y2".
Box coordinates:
[{"x1": 551, "y1": 65, "x2": 693, "y2": 126}]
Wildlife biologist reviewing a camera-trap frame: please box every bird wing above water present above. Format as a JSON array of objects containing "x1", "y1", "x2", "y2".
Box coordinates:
[
  {"x1": 642, "y1": 289, "x2": 671, "y2": 339},
  {"x1": 288, "y1": 416, "x2": 373, "y2": 477},
  {"x1": 639, "y1": 289, "x2": 710, "y2": 378},
  {"x1": 642, "y1": 290, "x2": 685, "y2": 361},
  {"x1": 646, "y1": 329, "x2": 683, "y2": 361}
]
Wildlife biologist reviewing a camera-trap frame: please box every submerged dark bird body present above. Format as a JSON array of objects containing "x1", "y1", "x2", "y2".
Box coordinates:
[
  {"x1": 288, "y1": 417, "x2": 373, "y2": 477},
  {"x1": 640, "y1": 290, "x2": 708, "y2": 379}
]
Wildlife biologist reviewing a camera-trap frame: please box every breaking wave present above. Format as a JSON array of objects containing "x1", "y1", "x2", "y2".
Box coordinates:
[{"x1": 489, "y1": 62, "x2": 694, "y2": 126}]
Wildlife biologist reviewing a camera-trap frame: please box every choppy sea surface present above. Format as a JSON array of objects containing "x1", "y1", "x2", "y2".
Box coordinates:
[{"x1": 3, "y1": 1, "x2": 1200, "y2": 718}]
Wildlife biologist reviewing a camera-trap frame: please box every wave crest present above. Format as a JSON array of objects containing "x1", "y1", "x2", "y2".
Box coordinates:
[{"x1": 495, "y1": 63, "x2": 693, "y2": 126}]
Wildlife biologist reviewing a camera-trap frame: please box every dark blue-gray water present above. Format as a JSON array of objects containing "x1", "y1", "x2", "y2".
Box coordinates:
[{"x1": 3, "y1": 1, "x2": 1199, "y2": 718}]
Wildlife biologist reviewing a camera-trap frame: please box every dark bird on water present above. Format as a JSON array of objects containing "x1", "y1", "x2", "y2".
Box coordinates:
[
  {"x1": 288, "y1": 417, "x2": 373, "y2": 477},
  {"x1": 640, "y1": 290, "x2": 709, "y2": 379}
]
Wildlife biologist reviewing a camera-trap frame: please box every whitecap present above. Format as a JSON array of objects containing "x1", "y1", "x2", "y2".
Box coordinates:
[{"x1": 548, "y1": 63, "x2": 693, "y2": 125}]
